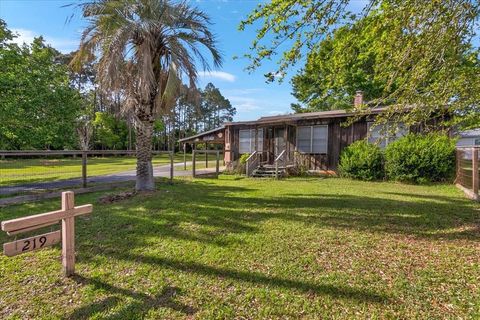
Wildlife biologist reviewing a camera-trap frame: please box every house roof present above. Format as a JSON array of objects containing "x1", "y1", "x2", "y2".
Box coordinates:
[
  {"x1": 458, "y1": 128, "x2": 480, "y2": 138},
  {"x1": 178, "y1": 125, "x2": 225, "y2": 143},
  {"x1": 178, "y1": 107, "x2": 389, "y2": 143},
  {"x1": 224, "y1": 107, "x2": 389, "y2": 126}
]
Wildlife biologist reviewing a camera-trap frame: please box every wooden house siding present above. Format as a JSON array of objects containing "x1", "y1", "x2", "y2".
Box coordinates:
[
  {"x1": 227, "y1": 116, "x2": 370, "y2": 170},
  {"x1": 180, "y1": 99, "x2": 450, "y2": 172}
]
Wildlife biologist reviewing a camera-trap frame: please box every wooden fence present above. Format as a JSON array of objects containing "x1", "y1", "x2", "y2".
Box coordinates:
[
  {"x1": 0, "y1": 150, "x2": 174, "y2": 195},
  {"x1": 191, "y1": 150, "x2": 222, "y2": 178},
  {"x1": 456, "y1": 147, "x2": 479, "y2": 201}
]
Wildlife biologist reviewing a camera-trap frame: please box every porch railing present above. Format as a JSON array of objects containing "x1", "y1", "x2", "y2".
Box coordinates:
[
  {"x1": 245, "y1": 151, "x2": 258, "y2": 177},
  {"x1": 274, "y1": 150, "x2": 286, "y2": 179}
]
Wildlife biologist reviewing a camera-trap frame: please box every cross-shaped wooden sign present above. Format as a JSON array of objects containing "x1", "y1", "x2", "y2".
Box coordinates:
[{"x1": 1, "y1": 191, "x2": 92, "y2": 276}]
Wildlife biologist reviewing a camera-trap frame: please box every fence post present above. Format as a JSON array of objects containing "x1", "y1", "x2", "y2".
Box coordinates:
[
  {"x1": 82, "y1": 151, "x2": 87, "y2": 188},
  {"x1": 205, "y1": 145, "x2": 208, "y2": 168},
  {"x1": 472, "y1": 147, "x2": 478, "y2": 195},
  {"x1": 192, "y1": 150, "x2": 196, "y2": 178},
  {"x1": 169, "y1": 151, "x2": 174, "y2": 184},
  {"x1": 216, "y1": 151, "x2": 220, "y2": 177},
  {"x1": 455, "y1": 149, "x2": 459, "y2": 184},
  {"x1": 183, "y1": 143, "x2": 187, "y2": 171},
  {"x1": 61, "y1": 191, "x2": 75, "y2": 276},
  {"x1": 275, "y1": 160, "x2": 279, "y2": 180}
]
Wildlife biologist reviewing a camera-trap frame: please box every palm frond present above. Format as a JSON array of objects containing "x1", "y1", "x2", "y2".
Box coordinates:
[{"x1": 73, "y1": 0, "x2": 223, "y2": 119}]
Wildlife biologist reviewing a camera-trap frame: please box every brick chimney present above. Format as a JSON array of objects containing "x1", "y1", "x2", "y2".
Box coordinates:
[{"x1": 354, "y1": 90, "x2": 364, "y2": 108}]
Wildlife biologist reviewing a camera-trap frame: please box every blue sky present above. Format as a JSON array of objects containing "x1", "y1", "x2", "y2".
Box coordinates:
[{"x1": 0, "y1": 0, "x2": 309, "y2": 121}]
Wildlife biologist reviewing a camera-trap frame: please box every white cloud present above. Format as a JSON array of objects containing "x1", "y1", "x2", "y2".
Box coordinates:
[
  {"x1": 198, "y1": 71, "x2": 236, "y2": 82},
  {"x1": 10, "y1": 28, "x2": 78, "y2": 53},
  {"x1": 228, "y1": 96, "x2": 260, "y2": 112},
  {"x1": 10, "y1": 28, "x2": 36, "y2": 46},
  {"x1": 268, "y1": 110, "x2": 288, "y2": 116}
]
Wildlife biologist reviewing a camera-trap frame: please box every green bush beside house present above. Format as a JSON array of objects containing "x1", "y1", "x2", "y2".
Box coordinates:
[
  {"x1": 339, "y1": 133, "x2": 456, "y2": 183},
  {"x1": 338, "y1": 140, "x2": 385, "y2": 181},
  {"x1": 384, "y1": 133, "x2": 456, "y2": 183}
]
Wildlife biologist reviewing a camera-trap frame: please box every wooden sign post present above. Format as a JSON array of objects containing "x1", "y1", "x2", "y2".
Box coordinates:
[{"x1": 1, "y1": 191, "x2": 92, "y2": 277}]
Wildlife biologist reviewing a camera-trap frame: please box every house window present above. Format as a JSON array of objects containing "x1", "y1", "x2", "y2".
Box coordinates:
[
  {"x1": 239, "y1": 129, "x2": 263, "y2": 154},
  {"x1": 239, "y1": 129, "x2": 251, "y2": 154},
  {"x1": 367, "y1": 122, "x2": 408, "y2": 148},
  {"x1": 257, "y1": 129, "x2": 264, "y2": 152},
  {"x1": 297, "y1": 125, "x2": 328, "y2": 154}
]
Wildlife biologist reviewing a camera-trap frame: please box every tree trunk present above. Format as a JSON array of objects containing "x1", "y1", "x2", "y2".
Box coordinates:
[{"x1": 135, "y1": 119, "x2": 155, "y2": 191}]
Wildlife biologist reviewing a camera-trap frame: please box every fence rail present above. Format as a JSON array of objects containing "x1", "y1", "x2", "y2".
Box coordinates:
[
  {"x1": 0, "y1": 150, "x2": 176, "y2": 197},
  {"x1": 0, "y1": 150, "x2": 161, "y2": 156},
  {"x1": 191, "y1": 150, "x2": 222, "y2": 178},
  {"x1": 456, "y1": 147, "x2": 479, "y2": 201}
]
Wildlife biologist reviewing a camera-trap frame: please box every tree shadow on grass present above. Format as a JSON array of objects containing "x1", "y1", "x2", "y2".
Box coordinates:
[
  {"x1": 381, "y1": 191, "x2": 474, "y2": 203},
  {"x1": 65, "y1": 276, "x2": 196, "y2": 320},
  {"x1": 74, "y1": 179, "x2": 479, "y2": 264},
  {"x1": 173, "y1": 180, "x2": 479, "y2": 241},
  {"x1": 237, "y1": 193, "x2": 479, "y2": 241},
  {"x1": 118, "y1": 252, "x2": 389, "y2": 304},
  {"x1": 66, "y1": 179, "x2": 480, "y2": 316}
]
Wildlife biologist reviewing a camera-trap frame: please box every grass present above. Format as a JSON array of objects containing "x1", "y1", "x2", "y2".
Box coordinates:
[
  {"x1": 0, "y1": 154, "x2": 188, "y2": 186},
  {"x1": 0, "y1": 176, "x2": 479, "y2": 318}
]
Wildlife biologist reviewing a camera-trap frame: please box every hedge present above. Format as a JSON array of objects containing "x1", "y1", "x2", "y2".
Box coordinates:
[
  {"x1": 384, "y1": 133, "x2": 456, "y2": 183},
  {"x1": 339, "y1": 140, "x2": 385, "y2": 181}
]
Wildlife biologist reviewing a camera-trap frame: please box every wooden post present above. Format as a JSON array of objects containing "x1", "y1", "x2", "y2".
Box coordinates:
[
  {"x1": 183, "y1": 143, "x2": 187, "y2": 171},
  {"x1": 267, "y1": 128, "x2": 271, "y2": 164},
  {"x1": 216, "y1": 151, "x2": 220, "y2": 177},
  {"x1": 192, "y1": 149, "x2": 196, "y2": 178},
  {"x1": 82, "y1": 151, "x2": 87, "y2": 188},
  {"x1": 205, "y1": 143, "x2": 208, "y2": 168},
  {"x1": 169, "y1": 151, "x2": 174, "y2": 184},
  {"x1": 275, "y1": 159, "x2": 279, "y2": 180},
  {"x1": 222, "y1": 145, "x2": 226, "y2": 166},
  {"x1": 61, "y1": 191, "x2": 75, "y2": 277},
  {"x1": 455, "y1": 149, "x2": 459, "y2": 184},
  {"x1": 255, "y1": 127, "x2": 258, "y2": 152},
  {"x1": 2, "y1": 192, "x2": 92, "y2": 275},
  {"x1": 472, "y1": 147, "x2": 478, "y2": 195}
]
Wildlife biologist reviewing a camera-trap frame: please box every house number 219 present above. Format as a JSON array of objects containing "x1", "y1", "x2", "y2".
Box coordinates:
[{"x1": 22, "y1": 236, "x2": 47, "y2": 251}]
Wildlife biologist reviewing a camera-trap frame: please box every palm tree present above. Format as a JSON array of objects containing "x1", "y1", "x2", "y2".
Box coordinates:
[{"x1": 73, "y1": 0, "x2": 222, "y2": 191}]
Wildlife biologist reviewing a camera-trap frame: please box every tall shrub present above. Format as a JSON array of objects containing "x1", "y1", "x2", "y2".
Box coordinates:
[
  {"x1": 339, "y1": 140, "x2": 384, "y2": 181},
  {"x1": 384, "y1": 133, "x2": 456, "y2": 183}
]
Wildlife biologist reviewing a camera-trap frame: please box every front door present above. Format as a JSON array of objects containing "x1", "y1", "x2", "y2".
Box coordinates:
[{"x1": 274, "y1": 128, "x2": 286, "y2": 159}]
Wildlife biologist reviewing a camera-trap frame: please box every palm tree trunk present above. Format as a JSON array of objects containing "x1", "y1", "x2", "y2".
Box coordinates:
[{"x1": 135, "y1": 118, "x2": 155, "y2": 191}]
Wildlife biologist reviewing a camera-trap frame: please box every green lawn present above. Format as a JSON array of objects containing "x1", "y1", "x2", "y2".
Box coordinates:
[
  {"x1": 0, "y1": 154, "x2": 187, "y2": 186},
  {"x1": 0, "y1": 177, "x2": 479, "y2": 318}
]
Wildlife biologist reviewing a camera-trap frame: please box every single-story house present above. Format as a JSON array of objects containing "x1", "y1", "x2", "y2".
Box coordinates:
[
  {"x1": 179, "y1": 92, "x2": 446, "y2": 173},
  {"x1": 456, "y1": 128, "x2": 480, "y2": 147}
]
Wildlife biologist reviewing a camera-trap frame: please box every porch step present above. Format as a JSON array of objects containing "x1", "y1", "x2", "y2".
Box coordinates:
[{"x1": 251, "y1": 166, "x2": 286, "y2": 178}]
